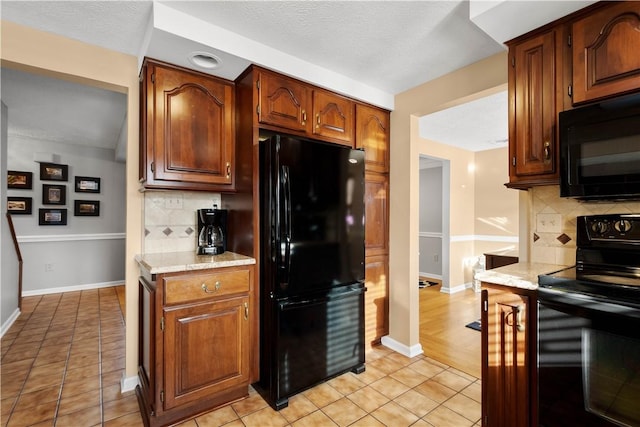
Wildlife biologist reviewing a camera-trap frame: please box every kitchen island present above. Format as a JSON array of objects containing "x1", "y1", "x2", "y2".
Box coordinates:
[{"x1": 135, "y1": 251, "x2": 256, "y2": 427}]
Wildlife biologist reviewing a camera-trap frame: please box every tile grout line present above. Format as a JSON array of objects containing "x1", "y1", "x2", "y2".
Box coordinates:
[
  {"x1": 51, "y1": 292, "x2": 80, "y2": 426},
  {"x1": 5, "y1": 294, "x2": 59, "y2": 426}
]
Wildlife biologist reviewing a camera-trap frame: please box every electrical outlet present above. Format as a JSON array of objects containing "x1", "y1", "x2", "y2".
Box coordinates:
[
  {"x1": 536, "y1": 213, "x2": 562, "y2": 233},
  {"x1": 433, "y1": 254, "x2": 439, "y2": 262},
  {"x1": 165, "y1": 195, "x2": 184, "y2": 209},
  {"x1": 44, "y1": 263, "x2": 54, "y2": 272}
]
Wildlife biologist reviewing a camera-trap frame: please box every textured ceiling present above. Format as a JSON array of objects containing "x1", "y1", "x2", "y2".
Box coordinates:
[
  {"x1": 160, "y1": 0, "x2": 505, "y2": 95},
  {"x1": 0, "y1": 1, "x2": 591, "y2": 154}
]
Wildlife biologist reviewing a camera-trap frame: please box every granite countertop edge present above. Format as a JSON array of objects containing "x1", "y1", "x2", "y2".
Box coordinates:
[
  {"x1": 476, "y1": 262, "x2": 570, "y2": 290},
  {"x1": 136, "y1": 251, "x2": 256, "y2": 274}
]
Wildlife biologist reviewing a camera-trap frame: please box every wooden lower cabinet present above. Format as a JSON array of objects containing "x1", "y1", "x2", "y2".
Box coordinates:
[
  {"x1": 481, "y1": 283, "x2": 537, "y2": 427},
  {"x1": 137, "y1": 265, "x2": 254, "y2": 427}
]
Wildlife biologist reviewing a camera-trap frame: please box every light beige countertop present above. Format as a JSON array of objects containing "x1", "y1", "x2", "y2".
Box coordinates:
[
  {"x1": 136, "y1": 251, "x2": 256, "y2": 274},
  {"x1": 476, "y1": 262, "x2": 569, "y2": 290}
]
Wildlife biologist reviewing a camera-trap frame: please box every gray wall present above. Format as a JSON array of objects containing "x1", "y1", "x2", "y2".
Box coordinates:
[
  {"x1": 1, "y1": 101, "x2": 21, "y2": 334},
  {"x1": 419, "y1": 165, "x2": 443, "y2": 277},
  {"x1": 7, "y1": 134, "x2": 125, "y2": 294}
]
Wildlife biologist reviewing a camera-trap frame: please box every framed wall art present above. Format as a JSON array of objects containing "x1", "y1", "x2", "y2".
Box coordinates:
[
  {"x1": 39, "y1": 162, "x2": 68, "y2": 181},
  {"x1": 42, "y1": 184, "x2": 66, "y2": 205},
  {"x1": 7, "y1": 170, "x2": 33, "y2": 189},
  {"x1": 7, "y1": 197, "x2": 33, "y2": 215},
  {"x1": 39, "y1": 208, "x2": 67, "y2": 225},
  {"x1": 74, "y1": 200, "x2": 100, "y2": 216},
  {"x1": 74, "y1": 176, "x2": 100, "y2": 193}
]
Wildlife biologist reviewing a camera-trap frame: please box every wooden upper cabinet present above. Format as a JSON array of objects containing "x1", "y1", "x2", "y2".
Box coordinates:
[
  {"x1": 257, "y1": 70, "x2": 311, "y2": 133},
  {"x1": 312, "y1": 89, "x2": 354, "y2": 146},
  {"x1": 141, "y1": 59, "x2": 235, "y2": 191},
  {"x1": 572, "y1": 1, "x2": 640, "y2": 104},
  {"x1": 356, "y1": 104, "x2": 390, "y2": 173},
  {"x1": 507, "y1": 28, "x2": 561, "y2": 188}
]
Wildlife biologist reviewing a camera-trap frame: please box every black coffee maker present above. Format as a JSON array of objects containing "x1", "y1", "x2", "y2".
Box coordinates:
[{"x1": 196, "y1": 206, "x2": 227, "y2": 255}]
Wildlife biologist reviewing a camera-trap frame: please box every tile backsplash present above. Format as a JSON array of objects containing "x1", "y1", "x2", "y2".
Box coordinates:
[
  {"x1": 529, "y1": 186, "x2": 640, "y2": 266},
  {"x1": 144, "y1": 191, "x2": 221, "y2": 254}
]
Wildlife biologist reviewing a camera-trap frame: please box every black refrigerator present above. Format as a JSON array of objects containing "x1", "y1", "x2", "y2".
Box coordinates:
[{"x1": 259, "y1": 132, "x2": 366, "y2": 410}]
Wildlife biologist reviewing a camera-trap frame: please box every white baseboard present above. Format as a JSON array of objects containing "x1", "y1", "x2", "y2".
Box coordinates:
[
  {"x1": 380, "y1": 335, "x2": 424, "y2": 358},
  {"x1": 440, "y1": 282, "x2": 471, "y2": 294},
  {"x1": 121, "y1": 373, "x2": 139, "y2": 393},
  {"x1": 22, "y1": 280, "x2": 124, "y2": 297},
  {"x1": 419, "y1": 273, "x2": 443, "y2": 280},
  {"x1": 1, "y1": 308, "x2": 21, "y2": 338}
]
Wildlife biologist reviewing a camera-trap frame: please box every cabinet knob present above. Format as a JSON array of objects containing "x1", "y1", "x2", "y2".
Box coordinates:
[
  {"x1": 244, "y1": 302, "x2": 249, "y2": 320},
  {"x1": 301, "y1": 110, "x2": 307, "y2": 125},
  {"x1": 202, "y1": 281, "x2": 221, "y2": 293},
  {"x1": 226, "y1": 162, "x2": 231, "y2": 179}
]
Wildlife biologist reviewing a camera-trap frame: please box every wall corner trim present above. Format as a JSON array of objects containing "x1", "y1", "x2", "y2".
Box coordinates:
[
  {"x1": 380, "y1": 336, "x2": 424, "y2": 358},
  {"x1": 121, "y1": 373, "x2": 139, "y2": 393},
  {"x1": 0, "y1": 308, "x2": 21, "y2": 338}
]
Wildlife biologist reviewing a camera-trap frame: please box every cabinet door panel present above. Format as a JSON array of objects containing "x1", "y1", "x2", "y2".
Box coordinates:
[
  {"x1": 572, "y1": 2, "x2": 640, "y2": 104},
  {"x1": 482, "y1": 287, "x2": 530, "y2": 427},
  {"x1": 312, "y1": 89, "x2": 354, "y2": 146},
  {"x1": 356, "y1": 104, "x2": 389, "y2": 173},
  {"x1": 512, "y1": 31, "x2": 556, "y2": 178},
  {"x1": 364, "y1": 254, "x2": 388, "y2": 346},
  {"x1": 258, "y1": 71, "x2": 310, "y2": 133},
  {"x1": 163, "y1": 296, "x2": 249, "y2": 410},
  {"x1": 152, "y1": 64, "x2": 234, "y2": 186},
  {"x1": 364, "y1": 172, "x2": 389, "y2": 256}
]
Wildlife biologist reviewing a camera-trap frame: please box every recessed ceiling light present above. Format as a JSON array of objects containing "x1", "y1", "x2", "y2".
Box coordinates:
[{"x1": 188, "y1": 51, "x2": 222, "y2": 70}]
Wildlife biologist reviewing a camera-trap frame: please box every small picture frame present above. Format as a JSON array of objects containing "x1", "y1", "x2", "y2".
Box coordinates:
[
  {"x1": 7, "y1": 197, "x2": 33, "y2": 215},
  {"x1": 39, "y1": 208, "x2": 67, "y2": 225},
  {"x1": 74, "y1": 200, "x2": 100, "y2": 216},
  {"x1": 39, "y1": 162, "x2": 68, "y2": 181},
  {"x1": 74, "y1": 176, "x2": 101, "y2": 193},
  {"x1": 42, "y1": 184, "x2": 66, "y2": 205},
  {"x1": 8, "y1": 170, "x2": 33, "y2": 189}
]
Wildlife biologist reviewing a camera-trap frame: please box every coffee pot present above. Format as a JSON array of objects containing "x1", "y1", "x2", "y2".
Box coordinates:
[{"x1": 196, "y1": 206, "x2": 227, "y2": 255}]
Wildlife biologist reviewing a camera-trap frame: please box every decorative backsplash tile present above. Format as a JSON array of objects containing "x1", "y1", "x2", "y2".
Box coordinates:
[
  {"x1": 529, "y1": 186, "x2": 640, "y2": 266},
  {"x1": 144, "y1": 191, "x2": 221, "y2": 254}
]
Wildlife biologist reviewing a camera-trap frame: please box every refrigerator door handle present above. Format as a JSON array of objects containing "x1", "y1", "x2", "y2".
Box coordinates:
[{"x1": 280, "y1": 165, "x2": 292, "y2": 286}]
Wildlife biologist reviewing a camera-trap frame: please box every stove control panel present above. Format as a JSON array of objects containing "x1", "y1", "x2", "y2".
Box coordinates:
[{"x1": 578, "y1": 214, "x2": 640, "y2": 244}]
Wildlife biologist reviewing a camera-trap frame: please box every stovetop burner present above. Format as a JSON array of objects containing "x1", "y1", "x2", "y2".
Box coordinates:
[{"x1": 539, "y1": 214, "x2": 640, "y2": 305}]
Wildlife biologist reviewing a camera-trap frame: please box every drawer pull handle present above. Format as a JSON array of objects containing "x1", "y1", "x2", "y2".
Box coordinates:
[{"x1": 202, "y1": 281, "x2": 221, "y2": 293}]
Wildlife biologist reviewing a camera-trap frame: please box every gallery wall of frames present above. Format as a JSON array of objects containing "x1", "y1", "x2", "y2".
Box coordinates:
[{"x1": 7, "y1": 162, "x2": 101, "y2": 225}]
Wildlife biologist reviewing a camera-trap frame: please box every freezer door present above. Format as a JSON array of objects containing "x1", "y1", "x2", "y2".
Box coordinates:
[{"x1": 272, "y1": 285, "x2": 365, "y2": 408}]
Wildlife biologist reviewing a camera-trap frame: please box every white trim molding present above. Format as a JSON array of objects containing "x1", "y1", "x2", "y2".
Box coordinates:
[
  {"x1": 418, "y1": 232, "x2": 443, "y2": 238},
  {"x1": 450, "y1": 234, "x2": 518, "y2": 243},
  {"x1": 1, "y1": 308, "x2": 21, "y2": 338},
  {"x1": 17, "y1": 233, "x2": 125, "y2": 243},
  {"x1": 22, "y1": 280, "x2": 124, "y2": 297},
  {"x1": 381, "y1": 336, "x2": 424, "y2": 358},
  {"x1": 121, "y1": 374, "x2": 140, "y2": 393}
]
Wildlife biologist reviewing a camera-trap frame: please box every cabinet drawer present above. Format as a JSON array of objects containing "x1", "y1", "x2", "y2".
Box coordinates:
[{"x1": 164, "y1": 269, "x2": 249, "y2": 305}]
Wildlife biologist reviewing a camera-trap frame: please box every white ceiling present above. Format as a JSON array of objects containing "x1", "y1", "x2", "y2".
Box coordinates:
[{"x1": 0, "y1": 1, "x2": 595, "y2": 154}]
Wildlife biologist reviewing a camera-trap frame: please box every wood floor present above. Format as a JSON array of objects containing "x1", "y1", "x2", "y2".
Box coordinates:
[{"x1": 419, "y1": 281, "x2": 482, "y2": 379}]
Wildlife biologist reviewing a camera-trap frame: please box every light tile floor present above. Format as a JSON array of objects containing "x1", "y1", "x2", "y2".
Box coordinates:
[{"x1": 1, "y1": 287, "x2": 481, "y2": 426}]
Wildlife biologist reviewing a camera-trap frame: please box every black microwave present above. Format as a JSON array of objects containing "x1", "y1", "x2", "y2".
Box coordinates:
[{"x1": 559, "y1": 93, "x2": 640, "y2": 200}]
